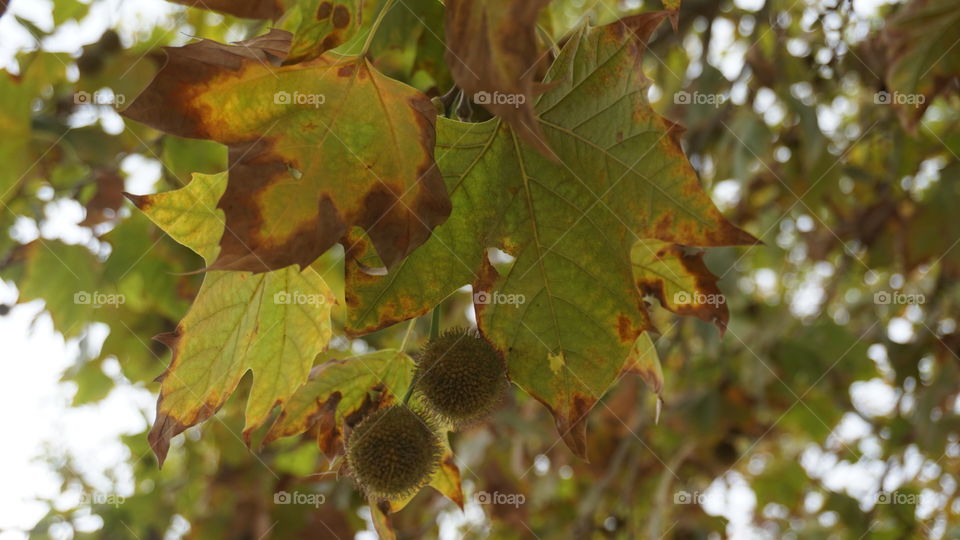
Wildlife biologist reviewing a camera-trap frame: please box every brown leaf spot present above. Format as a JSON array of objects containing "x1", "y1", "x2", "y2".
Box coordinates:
[
  {"x1": 314, "y1": 391, "x2": 343, "y2": 459},
  {"x1": 616, "y1": 313, "x2": 642, "y2": 344},
  {"x1": 652, "y1": 210, "x2": 675, "y2": 239},
  {"x1": 322, "y1": 36, "x2": 340, "y2": 51},
  {"x1": 338, "y1": 63, "x2": 356, "y2": 78},
  {"x1": 473, "y1": 256, "x2": 501, "y2": 320},
  {"x1": 316, "y1": 1, "x2": 333, "y2": 19},
  {"x1": 332, "y1": 4, "x2": 350, "y2": 29}
]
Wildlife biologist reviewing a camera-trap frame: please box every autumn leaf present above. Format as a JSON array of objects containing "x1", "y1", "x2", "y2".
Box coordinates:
[
  {"x1": 279, "y1": 0, "x2": 368, "y2": 62},
  {"x1": 122, "y1": 29, "x2": 451, "y2": 273},
  {"x1": 128, "y1": 172, "x2": 336, "y2": 464},
  {"x1": 168, "y1": 0, "x2": 285, "y2": 19},
  {"x1": 624, "y1": 332, "x2": 663, "y2": 396},
  {"x1": 632, "y1": 238, "x2": 729, "y2": 332},
  {"x1": 345, "y1": 14, "x2": 754, "y2": 457},
  {"x1": 169, "y1": 0, "x2": 368, "y2": 61},
  {"x1": 882, "y1": 0, "x2": 960, "y2": 129},
  {"x1": 444, "y1": 0, "x2": 556, "y2": 159},
  {"x1": 263, "y1": 349, "x2": 414, "y2": 456}
]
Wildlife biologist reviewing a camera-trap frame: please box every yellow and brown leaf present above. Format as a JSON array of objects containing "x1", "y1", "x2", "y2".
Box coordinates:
[
  {"x1": 129, "y1": 172, "x2": 336, "y2": 464},
  {"x1": 123, "y1": 29, "x2": 451, "y2": 274}
]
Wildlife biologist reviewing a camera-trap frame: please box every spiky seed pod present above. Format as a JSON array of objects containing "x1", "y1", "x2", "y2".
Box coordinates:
[
  {"x1": 345, "y1": 405, "x2": 442, "y2": 500},
  {"x1": 414, "y1": 327, "x2": 508, "y2": 426}
]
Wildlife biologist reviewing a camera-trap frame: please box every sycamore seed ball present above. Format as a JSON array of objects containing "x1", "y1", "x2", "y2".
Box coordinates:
[
  {"x1": 414, "y1": 328, "x2": 508, "y2": 426},
  {"x1": 345, "y1": 405, "x2": 442, "y2": 500}
]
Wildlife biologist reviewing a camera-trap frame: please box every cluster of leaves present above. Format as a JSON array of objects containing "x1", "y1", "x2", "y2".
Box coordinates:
[
  {"x1": 1, "y1": 0, "x2": 959, "y2": 538},
  {"x1": 117, "y1": 0, "x2": 748, "y2": 479}
]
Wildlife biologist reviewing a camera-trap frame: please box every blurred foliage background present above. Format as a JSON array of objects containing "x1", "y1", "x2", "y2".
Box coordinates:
[{"x1": 0, "y1": 0, "x2": 958, "y2": 538}]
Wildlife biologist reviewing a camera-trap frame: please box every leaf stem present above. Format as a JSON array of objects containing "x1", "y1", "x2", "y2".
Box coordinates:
[
  {"x1": 401, "y1": 381, "x2": 416, "y2": 405},
  {"x1": 430, "y1": 305, "x2": 441, "y2": 340},
  {"x1": 399, "y1": 317, "x2": 417, "y2": 351},
  {"x1": 360, "y1": 0, "x2": 398, "y2": 56}
]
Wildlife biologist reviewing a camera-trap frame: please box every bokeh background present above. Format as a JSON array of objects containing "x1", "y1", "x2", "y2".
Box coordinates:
[{"x1": 0, "y1": 0, "x2": 958, "y2": 538}]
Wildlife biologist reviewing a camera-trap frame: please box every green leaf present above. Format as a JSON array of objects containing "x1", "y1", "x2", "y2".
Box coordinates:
[
  {"x1": 17, "y1": 240, "x2": 102, "y2": 337},
  {"x1": 263, "y1": 348, "x2": 415, "y2": 455},
  {"x1": 66, "y1": 360, "x2": 115, "y2": 406},
  {"x1": 129, "y1": 172, "x2": 336, "y2": 464},
  {"x1": 123, "y1": 29, "x2": 451, "y2": 273},
  {"x1": 883, "y1": 0, "x2": 960, "y2": 129},
  {"x1": 102, "y1": 211, "x2": 193, "y2": 321},
  {"x1": 0, "y1": 53, "x2": 66, "y2": 203},
  {"x1": 344, "y1": 14, "x2": 754, "y2": 457},
  {"x1": 367, "y1": 0, "x2": 450, "y2": 92},
  {"x1": 52, "y1": 0, "x2": 91, "y2": 25}
]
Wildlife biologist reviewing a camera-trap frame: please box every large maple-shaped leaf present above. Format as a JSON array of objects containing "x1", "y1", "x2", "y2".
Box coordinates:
[
  {"x1": 123, "y1": 29, "x2": 451, "y2": 273},
  {"x1": 445, "y1": 0, "x2": 555, "y2": 158},
  {"x1": 344, "y1": 14, "x2": 754, "y2": 457},
  {"x1": 882, "y1": 0, "x2": 960, "y2": 129},
  {"x1": 129, "y1": 172, "x2": 336, "y2": 464}
]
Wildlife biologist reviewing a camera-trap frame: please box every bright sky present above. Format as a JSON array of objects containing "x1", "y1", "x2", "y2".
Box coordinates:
[{"x1": 0, "y1": 0, "x2": 942, "y2": 539}]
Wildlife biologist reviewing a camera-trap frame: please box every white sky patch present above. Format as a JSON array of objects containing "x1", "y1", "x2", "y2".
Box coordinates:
[
  {"x1": 707, "y1": 18, "x2": 748, "y2": 80},
  {"x1": 851, "y1": 379, "x2": 899, "y2": 418},
  {"x1": 712, "y1": 179, "x2": 742, "y2": 210},
  {"x1": 887, "y1": 317, "x2": 916, "y2": 344}
]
